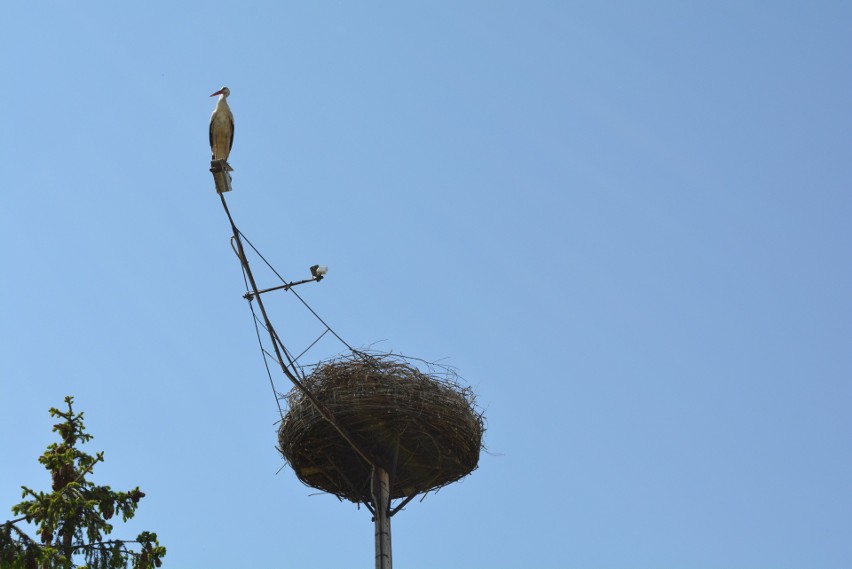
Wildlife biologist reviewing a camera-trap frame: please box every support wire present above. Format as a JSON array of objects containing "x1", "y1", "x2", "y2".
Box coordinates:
[{"x1": 218, "y1": 192, "x2": 375, "y2": 470}]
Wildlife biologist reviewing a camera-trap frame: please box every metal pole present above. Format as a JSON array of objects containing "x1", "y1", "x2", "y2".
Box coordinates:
[{"x1": 373, "y1": 467, "x2": 392, "y2": 569}]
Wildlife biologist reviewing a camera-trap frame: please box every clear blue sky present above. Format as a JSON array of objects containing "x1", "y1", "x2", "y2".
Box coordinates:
[{"x1": 2, "y1": 2, "x2": 850, "y2": 568}]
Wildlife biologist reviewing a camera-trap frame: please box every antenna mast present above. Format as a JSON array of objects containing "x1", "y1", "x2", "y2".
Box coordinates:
[
  {"x1": 212, "y1": 162, "x2": 393, "y2": 568},
  {"x1": 208, "y1": 91, "x2": 482, "y2": 568}
]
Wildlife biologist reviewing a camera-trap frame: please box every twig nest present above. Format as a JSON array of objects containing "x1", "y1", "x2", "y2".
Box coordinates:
[{"x1": 278, "y1": 353, "x2": 484, "y2": 503}]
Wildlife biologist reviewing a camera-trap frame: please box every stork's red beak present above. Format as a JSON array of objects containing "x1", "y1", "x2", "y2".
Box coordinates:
[{"x1": 210, "y1": 89, "x2": 225, "y2": 97}]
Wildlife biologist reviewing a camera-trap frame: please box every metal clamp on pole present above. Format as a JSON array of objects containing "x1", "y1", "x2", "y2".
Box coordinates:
[{"x1": 210, "y1": 159, "x2": 233, "y2": 193}]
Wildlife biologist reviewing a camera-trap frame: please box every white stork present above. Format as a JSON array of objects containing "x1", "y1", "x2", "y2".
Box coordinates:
[{"x1": 209, "y1": 87, "x2": 234, "y2": 170}]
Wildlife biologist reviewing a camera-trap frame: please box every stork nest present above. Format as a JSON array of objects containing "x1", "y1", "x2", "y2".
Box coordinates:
[{"x1": 277, "y1": 353, "x2": 485, "y2": 503}]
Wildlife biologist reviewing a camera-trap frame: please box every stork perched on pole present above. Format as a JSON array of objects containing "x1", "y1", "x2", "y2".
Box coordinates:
[{"x1": 209, "y1": 87, "x2": 234, "y2": 172}]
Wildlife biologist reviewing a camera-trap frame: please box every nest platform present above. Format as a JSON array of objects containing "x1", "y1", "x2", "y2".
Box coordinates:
[{"x1": 278, "y1": 354, "x2": 484, "y2": 503}]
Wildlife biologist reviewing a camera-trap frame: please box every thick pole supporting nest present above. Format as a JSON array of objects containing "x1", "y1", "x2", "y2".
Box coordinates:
[{"x1": 373, "y1": 467, "x2": 392, "y2": 569}]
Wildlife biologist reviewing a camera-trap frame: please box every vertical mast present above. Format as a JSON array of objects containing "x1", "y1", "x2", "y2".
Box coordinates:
[{"x1": 373, "y1": 467, "x2": 392, "y2": 569}]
